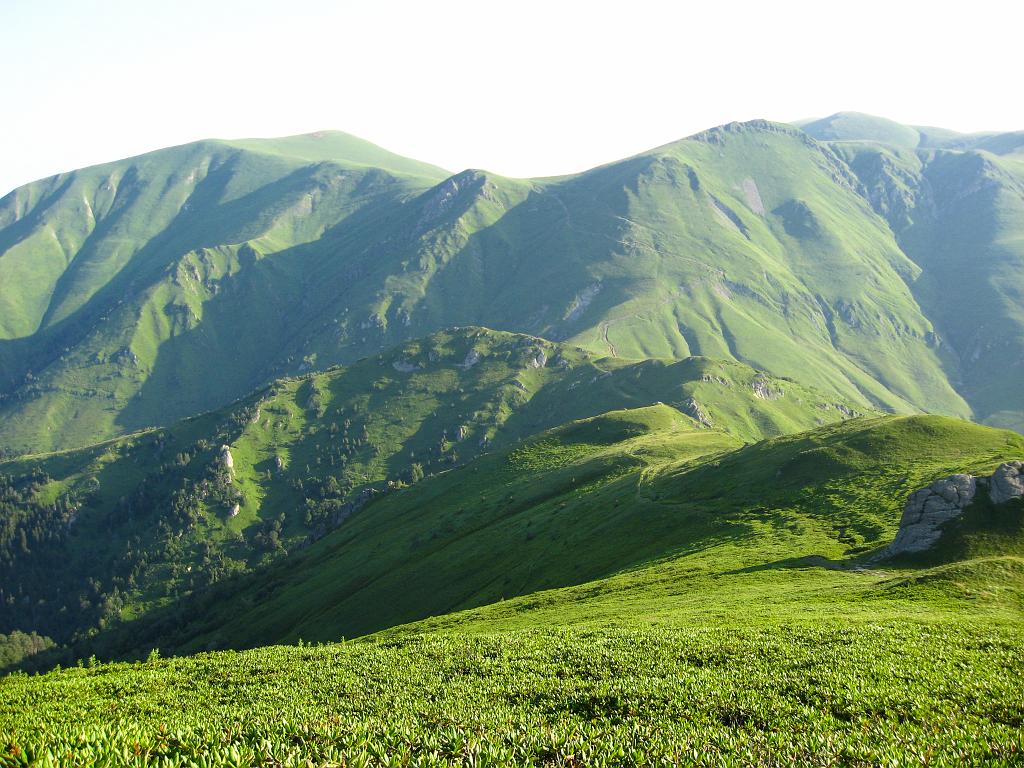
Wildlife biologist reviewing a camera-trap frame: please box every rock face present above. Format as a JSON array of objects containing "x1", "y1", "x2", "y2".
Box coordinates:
[
  {"x1": 989, "y1": 461, "x2": 1024, "y2": 504},
  {"x1": 220, "y1": 445, "x2": 234, "y2": 471},
  {"x1": 752, "y1": 374, "x2": 783, "y2": 400},
  {"x1": 886, "y1": 474, "x2": 977, "y2": 556},
  {"x1": 684, "y1": 397, "x2": 713, "y2": 428}
]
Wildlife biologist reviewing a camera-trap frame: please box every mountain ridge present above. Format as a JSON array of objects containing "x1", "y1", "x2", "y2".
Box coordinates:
[{"x1": 1, "y1": 115, "x2": 1022, "y2": 454}]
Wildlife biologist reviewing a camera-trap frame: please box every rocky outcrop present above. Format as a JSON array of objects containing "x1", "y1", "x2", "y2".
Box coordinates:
[
  {"x1": 684, "y1": 397, "x2": 713, "y2": 428},
  {"x1": 527, "y1": 348, "x2": 548, "y2": 369},
  {"x1": 563, "y1": 283, "x2": 601, "y2": 323},
  {"x1": 752, "y1": 374, "x2": 783, "y2": 400},
  {"x1": 989, "y1": 461, "x2": 1024, "y2": 504},
  {"x1": 220, "y1": 445, "x2": 234, "y2": 471},
  {"x1": 461, "y1": 349, "x2": 482, "y2": 369},
  {"x1": 886, "y1": 474, "x2": 977, "y2": 556},
  {"x1": 885, "y1": 461, "x2": 1024, "y2": 557}
]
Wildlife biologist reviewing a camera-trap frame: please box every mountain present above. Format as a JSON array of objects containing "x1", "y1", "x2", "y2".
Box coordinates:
[
  {"x1": 5, "y1": 117, "x2": 1024, "y2": 454},
  {"x1": 802, "y1": 117, "x2": 1024, "y2": 431},
  {"x1": 0, "y1": 327, "x2": 864, "y2": 646},
  {"x1": 797, "y1": 111, "x2": 1024, "y2": 155}
]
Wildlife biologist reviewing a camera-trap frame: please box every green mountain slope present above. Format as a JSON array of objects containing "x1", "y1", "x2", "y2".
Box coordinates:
[
  {"x1": 5, "y1": 621, "x2": 1023, "y2": 766},
  {"x1": 828, "y1": 140, "x2": 1024, "y2": 431},
  {"x1": 4, "y1": 403, "x2": 1023, "y2": 766},
  {"x1": 798, "y1": 111, "x2": 1024, "y2": 155},
  {"x1": 67, "y1": 411, "x2": 1023, "y2": 661},
  {"x1": 0, "y1": 327, "x2": 863, "y2": 645},
  {"x1": 0, "y1": 133, "x2": 447, "y2": 452},
  {"x1": 8, "y1": 118, "x2": 1022, "y2": 454}
]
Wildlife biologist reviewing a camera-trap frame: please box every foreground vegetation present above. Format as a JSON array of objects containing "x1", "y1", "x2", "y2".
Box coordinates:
[{"x1": 2, "y1": 622, "x2": 1022, "y2": 767}]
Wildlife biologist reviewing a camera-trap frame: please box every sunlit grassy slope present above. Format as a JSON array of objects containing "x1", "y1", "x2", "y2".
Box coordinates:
[
  {"x1": 798, "y1": 111, "x2": 1024, "y2": 154},
  {"x1": 2, "y1": 412, "x2": 1023, "y2": 766},
  {"x1": 0, "y1": 327, "x2": 865, "y2": 646},
  {"x1": 8, "y1": 117, "x2": 1024, "y2": 453},
  {"x1": 85, "y1": 411, "x2": 1023, "y2": 662}
]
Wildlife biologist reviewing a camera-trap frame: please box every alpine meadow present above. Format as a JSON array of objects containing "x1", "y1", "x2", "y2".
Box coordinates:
[{"x1": 2, "y1": 104, "x2": 1024, "y2": 768}]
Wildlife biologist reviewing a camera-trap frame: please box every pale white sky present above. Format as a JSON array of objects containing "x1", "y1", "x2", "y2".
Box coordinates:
[{"x1": 2, "y1": 0, "x2": 1020, "y2": 195}]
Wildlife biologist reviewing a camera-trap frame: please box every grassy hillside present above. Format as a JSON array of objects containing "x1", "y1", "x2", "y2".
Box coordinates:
[
  {"x1": 0, "y1": 134, "x2": 447, "y2": 453},
  {"x1": 0, "y1": 327, "x2": 863, "y2": 647},
  {"x1": 798, "y1": 111, "x2": 1024, "y2": 155},
  {"x1": 2, "y1": 413, "x2": 1023, "y2": 765},
  {"x1": 395, "y1": 415, "x2": 1024, "y2": 638},
  {"x1": 832, "y1": 141, "x2": 1024, "y2": 431},
  {"x1": 70, "y1": 412, "x2": 1023, "y2": 663},
  {"x1": 7, "y1": 118, "x2": 1020, "y2": 454}
]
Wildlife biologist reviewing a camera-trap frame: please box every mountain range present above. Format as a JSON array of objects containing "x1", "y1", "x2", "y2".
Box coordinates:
[
  {"x1": 3, "y1": 114, "x2": 1024, "y2": 764},
  {"x1": 3, "y1": 112, "x2": 1023, "y2": 458}
]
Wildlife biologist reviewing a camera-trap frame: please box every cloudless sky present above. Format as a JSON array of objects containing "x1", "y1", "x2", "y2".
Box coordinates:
[{"x1": 2, "y1": 0, "x2": 1020, "y2": 195}]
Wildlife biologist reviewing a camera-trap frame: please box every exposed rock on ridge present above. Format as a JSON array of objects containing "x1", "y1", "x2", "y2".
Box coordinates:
[
  {"x1": 989, "y1": 461, "x2": 1024, "y2": 505},
  {"x1": 885, "y1": 462, "x2": 1024, "y2": 556},
  {"x1": 886, "y1": 474, "x2": 976, "y2": 556}
]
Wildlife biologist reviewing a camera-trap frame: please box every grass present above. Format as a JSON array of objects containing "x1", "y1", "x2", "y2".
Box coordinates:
[
  {"x1": 2, "y1": 625, "x2": 1022, "y2": 766},
  {"x1": 55, "y1": 412, "x2": 1023, "y2": 663}
]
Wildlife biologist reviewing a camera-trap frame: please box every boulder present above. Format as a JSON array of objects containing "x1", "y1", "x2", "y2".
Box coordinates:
[
  {"x1": 219, "y1": 445, "x2": 234, "y2": 471},
  {"x1": 989, "y1": 461, "x2": 1024, "y2": 504},
  {"x1": 886, "y1": 474, "x2": 976, "y2": 556}
]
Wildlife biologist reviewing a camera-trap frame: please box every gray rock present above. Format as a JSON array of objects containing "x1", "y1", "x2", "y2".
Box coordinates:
[
  {"x1": 684, "y1": 397, "x2": 713, "y2": 428},
  {"x1": 461, "y1": 349, "x2": 482, "y2": 369},
  {"x1": 752, "y1": 374, "x2": 783, "y2": 400},
  {"x1": 886, "y1": 474, "x2": 976, "y2": 555},
  {"x1": 989, "y1": 461, "x2": 1024, "y2": 504},
  {"x1": 219, "y1": 445, "x2": 234, "y2": 471}
]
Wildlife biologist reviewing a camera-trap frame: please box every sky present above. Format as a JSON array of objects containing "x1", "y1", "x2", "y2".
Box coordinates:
[{"x1": 2, "y1": 0, "x2": 1020, "y2": 195}]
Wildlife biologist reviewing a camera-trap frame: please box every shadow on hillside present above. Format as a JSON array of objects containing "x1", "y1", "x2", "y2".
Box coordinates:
[{"x1": 722, "y1": 554, "x2": 853, "y2": 575}]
